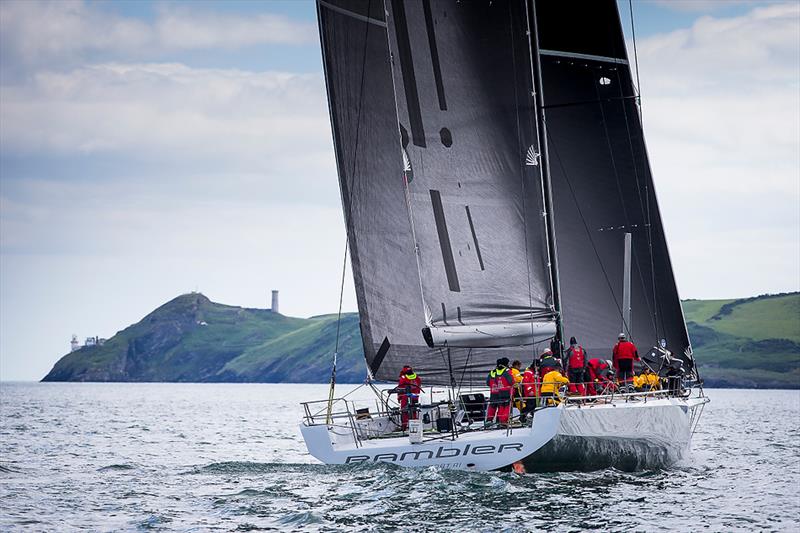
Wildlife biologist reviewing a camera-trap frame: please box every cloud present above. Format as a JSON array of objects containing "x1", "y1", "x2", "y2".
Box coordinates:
[
  {"x1": 0, "y1": 62, "x2": 336, "y2": 203},
  {"x1": 633, "y1": 3, "x2": 800, "y2": 297},
  {"x1": 155, "y1": 5, "x2": 316, "y2": 49},
  {"x1": 0, "y1": 0, "x2": 316, "y2": 73},
  {"x1": 649, "y1": 0, "x2": 760, "y2": 13}
]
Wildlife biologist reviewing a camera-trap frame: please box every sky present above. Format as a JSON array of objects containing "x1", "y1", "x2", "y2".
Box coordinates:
[{"x1": 1, "y1": 0, "x2": 798, "y2": 381}]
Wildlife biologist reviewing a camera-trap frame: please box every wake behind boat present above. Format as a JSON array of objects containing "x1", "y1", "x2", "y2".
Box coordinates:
[{"x1": 301, "y1": 0, "x2": 709, "y2": 472}]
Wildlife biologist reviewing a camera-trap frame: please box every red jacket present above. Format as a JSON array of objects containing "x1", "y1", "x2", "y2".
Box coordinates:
[
  {"x1": 566, "y1": 346, "x2": 587, "y2": 370},
  {"x1": 522, "y1": 368, "x2": 540, "y2": 398},
  {"x1": 397, "y1": 373, "x2": 421, "y2": 401},
  {"x1": 613, "y1": 340, "x2": 639, "y2": 366},
  {"x1": 487, "y1": 367, "x2": 514, "y2": 399},
  {"x1": 587, "y1": 358, "x2": 611, "y2": 382}
]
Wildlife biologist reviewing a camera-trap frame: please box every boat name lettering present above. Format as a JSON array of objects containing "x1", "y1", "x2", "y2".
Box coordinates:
[{"x1": 344, "y1": 443, "x2": 524, "y2": 464}]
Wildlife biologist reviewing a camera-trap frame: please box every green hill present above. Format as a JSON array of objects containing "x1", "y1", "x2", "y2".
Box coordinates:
[
  {"x1": 43, "y1": 292, "x2": 800, "y2": 388},
  {"x1": 42, "y1": 293, "x2": 365, "y2": 383},
  {"x1": 684, "y1": 292, "x2": 800, "y2": 389}
]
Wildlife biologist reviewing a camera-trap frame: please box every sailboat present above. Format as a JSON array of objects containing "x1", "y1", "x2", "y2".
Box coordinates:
[{"x1": 300, "y1": 0, "x2": 709, "y2": 472}]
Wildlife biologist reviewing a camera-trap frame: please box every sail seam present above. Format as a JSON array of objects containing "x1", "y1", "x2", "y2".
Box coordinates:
[
  {"x1": 539, "y1": 49, "x2": 628, "y2": 65},
  {"x1": 318, "y1": 1, "x2": 387, "y2": 27}
]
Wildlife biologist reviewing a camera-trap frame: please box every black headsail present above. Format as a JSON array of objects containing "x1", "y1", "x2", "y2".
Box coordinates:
[
  {"x1": 317, "y1": 0, "x2": 558, "y2": 385},
  {"x1": 531, "y1": 0, "x2": 695, "y2": 375}
]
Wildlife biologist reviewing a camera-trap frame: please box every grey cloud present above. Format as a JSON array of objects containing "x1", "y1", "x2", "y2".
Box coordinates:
[{"x1": 0, "y1": 0, "x2": 316, "y2": 76}]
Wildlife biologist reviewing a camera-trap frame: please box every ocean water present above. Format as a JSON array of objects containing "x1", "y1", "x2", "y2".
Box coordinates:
[{"x1": 1, "y1": 383, "x2": 798, "y2": 532}]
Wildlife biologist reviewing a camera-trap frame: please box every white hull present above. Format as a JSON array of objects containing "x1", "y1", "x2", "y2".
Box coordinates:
[
  {"x1": 300, "y1": 405, "x2": 561, "y2": 471},
  {"x1": 524, "y1": 396, "x2": 707, "y2": 471}
]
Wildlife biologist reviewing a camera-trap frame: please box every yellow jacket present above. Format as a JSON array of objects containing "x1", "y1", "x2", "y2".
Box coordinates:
[
  {"x1": 541, "y1": 370, "x2": 569, "y2": 394},
  {"x1": 511, "y1": 367, "x2": 523, "y2": 384},
  {"x1": 635, "y1": 373, "x2": 660, "y2": 389}
]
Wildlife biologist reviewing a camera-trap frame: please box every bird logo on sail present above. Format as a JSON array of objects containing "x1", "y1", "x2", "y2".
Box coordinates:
[{"x1": 525, "y1": 145, "x2": 540, "y2": 167}]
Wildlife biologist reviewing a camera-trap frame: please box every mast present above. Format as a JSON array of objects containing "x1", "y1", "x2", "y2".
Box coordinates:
[
  {"x1": 622, "y1": 232, "x2": 632, "y2": 337},
  {"x1": 525, "y1": 0, "x2": 564, "y2": 355}
]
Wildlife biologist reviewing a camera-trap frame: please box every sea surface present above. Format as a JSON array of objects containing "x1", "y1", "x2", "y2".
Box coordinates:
[{"x1": 1, "y1": 383, "x2": 798, "y2": 532}]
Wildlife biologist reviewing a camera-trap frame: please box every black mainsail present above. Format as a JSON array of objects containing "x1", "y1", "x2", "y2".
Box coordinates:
[
  {"x1": 317, "y1": 0, "x2": 695, "y2": 385},
  {"x1": 533, "y1": 1, "x2": 695, "y2": 375}
]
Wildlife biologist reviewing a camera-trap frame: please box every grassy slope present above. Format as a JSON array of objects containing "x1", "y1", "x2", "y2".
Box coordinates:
[
  {"x1": 46, "y1": 293, "x2": 798, "y2": 387},
  {"x1": 218, "y1": 313, "x2": 365, "y2": 382},
  {"x1": 682, "y1": 299, "x2": 735, "y2": 323},
  {"x1": 709, "y1": 297, "x2": 800, "y2": 343},
  {"x1": 43, "y1": 294, "x2": 366, "y2": 383},
  {"x1": 683, "y1": 293, "x2": 800, "y2": 388},
  {"x1": 43, "y1": 294, "x2": 310, "y2": 381}
]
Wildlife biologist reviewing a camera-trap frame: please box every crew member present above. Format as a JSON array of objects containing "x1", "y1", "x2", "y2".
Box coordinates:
[
  {"x1": 540, "y1": 366, "x2": 569, "y2": 406},
  {"x1": 511, "y1": 360, "x2": 524, "y2": 412},
  {"x1": 486, "y1": 358, "x2": 514, "y2": 425},
  {"x1": 565, "y1": 336, "x2": 588, "y2": 396},
  {"x1": 586, "y1": 358, "x2": 614, "y2": 396},
  {"x1": 539, "y1": 349, "x2": 560, "y2": 377},
  {"x1": 397, "y1": 366, "x2": 421, "y2": 429},
  {"x1": 520, "y1": 360, "x2": 540, "y2": 424},
  {"x1": 634, "y1": 368, "x2": 661, "y2": 391},
  {"x1": 612, "y1": 333, "x2": 639, "y2": 386}
]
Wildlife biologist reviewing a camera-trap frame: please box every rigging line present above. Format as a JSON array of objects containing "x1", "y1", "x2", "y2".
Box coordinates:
[
  {"x1": 334, "y1": 0, "x2": 372, "y2": 356},
  {"x1": 628, "y1": 0, "x2": 643, "y2": 103},
  {"x1": 592, "y1": 72, "x2": 656, "y2": 336},
  {"x1": 525, "y1": 0, "x2": 561, "y2": 344},
  {"x1": 508, "y1": 3, "x2": 537, "y2": 364},
  {"x1": 381, "y1": 2, "x2": 429, "y2": 327},
  {"x1": 328, "y1": 0, "x2": 373, "y2": 422},
  {"x1": 614, "y1": 67, "x2": 660, "y2": 339},
  {"x1": 627, "y1": 2, "x2": 662, "y2": 340},
  {"x1": 545, "y1": 127, "x2": 624, "y2": 319},
  {"x1": 456, "y1": 348, "x2": 473, "y2": 397}
]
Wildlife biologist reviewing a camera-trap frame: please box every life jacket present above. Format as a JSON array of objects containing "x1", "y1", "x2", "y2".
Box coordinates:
[
  {"x1": 613, "y1": 341, "x2": 638, "y2": 361},
  {"x1": 522, "y1": 368, "x2": 540, "y2": 397},
  {"x1": 568, "y1": 346, "x2": 586, "y2": 369},
  {"x1": 398, "y1": 373, "x2": 421, "y2": 398},
  {"x1": 488, "y1": 367, "x2": 513, "y2": 394}
]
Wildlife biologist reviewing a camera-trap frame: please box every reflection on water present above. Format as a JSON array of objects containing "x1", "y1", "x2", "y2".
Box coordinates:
[{"x1": 0, "y1": 383, "x2": 797, "y2": 531}]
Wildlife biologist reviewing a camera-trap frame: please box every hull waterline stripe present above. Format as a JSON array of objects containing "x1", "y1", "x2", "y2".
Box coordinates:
[
  {"x1": 319, "y1": 1, "x2": 387, "y2": 27},
  {"x1": 539, "y1": 49, "x2": 629, "y2": 65}
]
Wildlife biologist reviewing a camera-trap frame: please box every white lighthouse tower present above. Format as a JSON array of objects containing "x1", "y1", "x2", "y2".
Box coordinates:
[
  {"x1": 70, "y1": 334, "x2": 80, "y2": 352},
  {"x1": 271, "y1": 290, "x2": 279, "y2": 314}
]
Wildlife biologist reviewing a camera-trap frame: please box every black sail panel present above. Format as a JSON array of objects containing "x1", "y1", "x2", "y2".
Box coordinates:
[
  {"x1": 318, "y1": 0, "x2": 559, "y2": 385},
  {"x1": 534, "y1": 0, "x2": 693, "y2": 372},
  {"x1": 385, "y1": 0, "x2": 555, "y2": 337},
  {"x1": 318, "y1": 0, "x2": 427, "y2": 381}
]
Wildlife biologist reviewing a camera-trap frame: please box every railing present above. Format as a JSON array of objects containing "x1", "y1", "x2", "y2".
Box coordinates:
[{"x1": 300, "y1": 379, "x2": 700, "y2": 445}]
